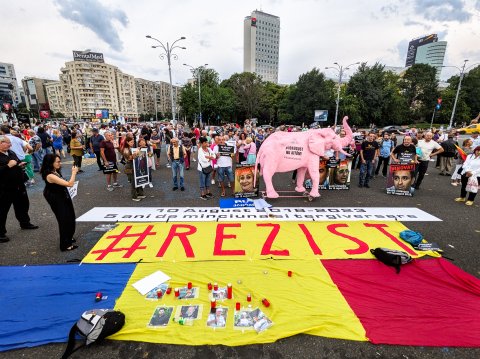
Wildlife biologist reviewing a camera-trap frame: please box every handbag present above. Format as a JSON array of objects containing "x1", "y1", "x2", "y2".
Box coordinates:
[
  {"x1": 200, "y1": 163, "x2": 213, "y2": 175},
  {"x1": 466, "y1": 176, "x2": 478, "y2": 194}
]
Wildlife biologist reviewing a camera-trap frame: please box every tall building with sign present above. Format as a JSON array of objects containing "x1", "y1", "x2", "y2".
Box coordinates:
[
  {"x1": 244, "y1": 10, "x2": 280, "y2": 83},
  {"x1": 45, "y1": 51, "x2": 181, "y2": 120},
  {"x1": 21, "y1": 77, "x2": 56, "y2": 114},
  {"x1": 405, "y1": 34, "x2": 447, "y2": 78}
]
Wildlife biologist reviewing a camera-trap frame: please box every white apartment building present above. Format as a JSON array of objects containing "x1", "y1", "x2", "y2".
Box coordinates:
[
  {"x1": 244, "y1": 10, "x2": 280, "y2": 83},
  {"x1": 44, "y1": 81, "x2": 66, "y2": 115},
  {"x1": 135, "y1": 78, "x2": 180, "y2": 118}
]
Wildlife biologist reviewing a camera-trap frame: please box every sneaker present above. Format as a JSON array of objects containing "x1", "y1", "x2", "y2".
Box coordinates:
[
  {"x1": 132, "y1": 198, "x2": 141, "y2": 202},
  {"x1": 454, "y1": 197, "x2": 466, "y2": 202},
  {"x1": 137, "y1": 195, "x2": 147, "y2": 199},
  {"x1": 451, "y1": 182, "x2": 458, "y2": 186},
  {"x1": 227, "y1": 183, "x2": 231, "y2": 188},
  {"x1": 206, "y1": 193, "x2": 214, "y2": 198},
  {"x1": 173, "y1": 187, "x2": 178, "y2": 191},
  {"x1": 192, "y1": 158, "x2": 196, "y2": 161},
  {"x1": 181, "y1": 187, "x2": 185, "y2": 191},
  {"x1": 113, "y1": 183, "x2": 123, "y2": 188},
  {"x1": 364, "y1": 184, "x2": 370, "y2": 188},
  {"x1": 200, "y1": 195, "x2": 208, "y2": 200},
  {"x1": 166, "y1": 164, "x2": 171, "y2": 168},
  {"x1": 211, "y1": 179, "x2": 215, "y2": 185},
  {"x1": 0, "y1": 234, "x2": 10, "y2": 243},
  {"x1": 465, "y1": 201, "x2": 474, "y2": 206},
  {"x1": 107, "y1": 185, "x2": 114, "y2": 192}
]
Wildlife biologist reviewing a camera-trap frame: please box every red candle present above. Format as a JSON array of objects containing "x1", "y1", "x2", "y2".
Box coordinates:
[
  {"x1": 207, "y1": 282, "x2": 213, "y2": 290},
  {"x1": 166, "y1": 287, "x2": 172, "y2": 294},
  {"x1": 187, "y1": 282, "x2": 192, "y2": 289},
  {"x1": 213, "y1": 282, "x2": 218, "y2": 291},
  {"x1": 288, "y1": 271, "x2": 293, "y2": 277},
  {"x1": 210, "y1": 298, "x2": 216, "y2": 309},
  {"x1": 247, "y1": 293, "x2": 251, "y2": 302},
  {"x1": 157, "y1": 290, "x2": 163, "y2": 299},
  {"x1": 95, "y1": 292, "x2": 102, "y2": 302},
  {"x1": 174, "y1": 288, "x2": 180, "y2": 297},
  {"x1": 227, "y1": 283, "x2": 232, "y2": 299},
  {"x1": 235, "y1": 302, "x2": 241, "y2": 311},
  {"x1": 262, "y1": 298, "x2": 270, "y2": 307}
]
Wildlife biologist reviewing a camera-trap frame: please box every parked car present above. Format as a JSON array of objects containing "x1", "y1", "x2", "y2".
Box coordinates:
[
  {"x1": 382, "y1": 125, "x2": 403, "y2": 134},
  {"x1": 457, "y1": 124, "x2": 480, "y2": 134}
]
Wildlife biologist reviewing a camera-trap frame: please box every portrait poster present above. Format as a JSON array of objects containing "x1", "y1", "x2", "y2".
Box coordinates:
[
  {"x1": 145, "y1": 283, "x2": 169, "y2": 300},
  {"x1": 148, "y1": 306, "x2": 173, "y2": 327},
  {"x1": 206, "y1": 307, "x2": 228, "y2": 328},
  {"x1": 304, "y1": 159, "x2": 352, "y2": 190},
  {"x1": 218, "y1": 145, "x2": 234, "y2": 157},
  {"x1": 211, "y1": 287, "x2": 228, "y2": 301},
  {"x1": 178, "y1": 286, "x2": 199, "y2": 299},
  {"x1": 386, "y1": 163, "x2": 415, "y2": 196},
  {"x1": 234, "y1": 165, "x2": 258, "y2": 198},
  {"x1": 133, "y1": 147, "x2": 150, "y2": 188},
  {"x1": 176, "y1": 305, "x2": 202, "y2": 320}
]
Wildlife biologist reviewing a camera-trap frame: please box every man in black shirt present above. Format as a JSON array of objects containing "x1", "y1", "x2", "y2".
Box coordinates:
[
  {"x1": 391, "y1": 135, "x2": 418, "y2": 164},
  {"x1": 359, "y1": 133, "x2": 379, "y2": 188},
  {"x1": 0, "y1": 136, "x2": 38, "y2": 243}
]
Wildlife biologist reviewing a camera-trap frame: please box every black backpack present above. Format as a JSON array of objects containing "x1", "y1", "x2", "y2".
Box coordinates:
[
  {"x1": 62, "y1": 309, "x2": 125, "y2": 359},
  {"x1": 370, "y1": 248, "x2": 413, "y2": 274}
]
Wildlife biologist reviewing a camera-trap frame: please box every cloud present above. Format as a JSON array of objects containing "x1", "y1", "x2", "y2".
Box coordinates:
[
  {"x1": 397, "y1": 39, "x2": 410, "y2": 63},
  {"x1": 380, "y1": 4, "x2": 399, "y2": 17},
  {"x1": 413, "y1": 0, "x2": 471, "y2": 22},
  {"x1": 54, "y1": 0, "x2": 128, "y2": 51}
]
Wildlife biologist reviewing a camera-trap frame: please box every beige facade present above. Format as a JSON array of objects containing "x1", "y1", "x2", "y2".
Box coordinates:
[
  {"x1": 21, "y1": 77, "x2": 56, "y2": 112},
  {"x1": 46, "y1": 58, "x2": 181, "y2": 120},
  {"x1": 135, "y1": 78, "x2": 180, "y2": 117}
]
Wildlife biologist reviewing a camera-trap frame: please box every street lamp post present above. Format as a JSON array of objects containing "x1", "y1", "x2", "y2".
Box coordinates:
[
  {"x1": 325, "y1": 62, "x2": 360, "y2": 127},
  {"x1": 146, "y1": 35, "x2": 186, "y2": 125},
  {"x1": 184, "y1": 63, "x2": 208, "y2": 128}
]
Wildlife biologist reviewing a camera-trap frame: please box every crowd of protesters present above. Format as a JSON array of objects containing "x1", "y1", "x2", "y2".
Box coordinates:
[{"x1": 1, "y1": 118, "x2": 479, "y2": 252}]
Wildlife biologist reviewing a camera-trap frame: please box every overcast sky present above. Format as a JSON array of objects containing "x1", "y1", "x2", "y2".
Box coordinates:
[{"x1": 3, "y1": 0, "x2": 480, "y2": 86}]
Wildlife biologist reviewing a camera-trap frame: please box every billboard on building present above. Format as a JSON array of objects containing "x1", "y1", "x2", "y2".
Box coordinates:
[
  {"x1": 405, "y1": 34, "x2": 438, "y2": 67},
  {"x1": 95, "y1": 109, "x2": 109, "y2": 119},
  {"x1": 73, "y1": 51, "x2": 105, "y2": 63}
]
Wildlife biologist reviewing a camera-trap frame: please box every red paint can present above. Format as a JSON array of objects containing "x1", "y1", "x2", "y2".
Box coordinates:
[
  {"x1": 213, "y1": 282, "x2": 218, "y2": 291},
  {"x1": 227, "y1": 283, "x2": 232, "y2": 299},
  {"x1": 187, "y1": 282, "x2": 192, "y2": 289},
  {"x1": 236, "y1": 302, "x2": 241, "y2": 311},
  {"x1": 95, "y1": 292, "x2": 102, "y2": 302},
  {"x1": 247, "y1": 293, "x2": 251, "y2": 302},
  {"x1": 166, "y1": 287, "x2": 172, "y2": 294},
  {"x1": 157, "y1": 290, "x2": 163, "y2": 299},
  {"x1": 288, "y1": 271, "x2": 293, "y2": 277},
  {"x1": 210, "y1": 298, "x2": 216, "y2": 309},
  {"x1": 207, "y1": 282, "x2": 213, "y2": 290},
  {"x1": 262, "y1": 298, "x2": 270, "y2": 307},
  {"x1": 174, "y1": 288, "x2": 180, "y2": 297}
]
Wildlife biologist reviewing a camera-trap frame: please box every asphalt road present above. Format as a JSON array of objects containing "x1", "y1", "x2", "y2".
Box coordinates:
[{"x1": 1, "y1": 153, "x2": 479, "y2": 359}]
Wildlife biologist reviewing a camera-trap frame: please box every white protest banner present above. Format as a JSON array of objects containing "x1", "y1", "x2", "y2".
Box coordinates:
[{"x1": 68, "y1": 181, "x2": 79, "y2": 199}]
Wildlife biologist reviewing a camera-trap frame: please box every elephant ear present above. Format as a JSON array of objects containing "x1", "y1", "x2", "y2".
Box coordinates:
[{"x1": 308, "y1": 131, "x2": 325, "y2": 157}]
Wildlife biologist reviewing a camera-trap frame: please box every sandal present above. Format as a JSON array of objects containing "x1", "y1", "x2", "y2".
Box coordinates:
[{"x1": 62, "y1": 245, "x2": 78, "y2": 252}]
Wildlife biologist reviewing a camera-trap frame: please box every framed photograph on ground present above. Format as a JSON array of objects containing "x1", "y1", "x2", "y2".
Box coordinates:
[
  {"x1": 178, "y1": 287, "x2": 199, "y2": 299},
  {"x1": 176, "y1": 305, "x2": 202, "y2": 320},
  {"x1": 206, "y1": 307, "x2": 228, "y2": 328},
  {"x1": 145, "y1": 283, "x2": 169, "y2": 300},
  {"x1": 234, "y1": 309, "x2": 254, "y2": 330},
  {"x1": 211, "y1": 287, "x2": 228, "y2": 301},
  {"x1": 148, "y1": 306, "x2": 173, "y2": 327},
  {"x1": 386, "y1": 163, "x2": 415, "y2": 196},
  {"x1": 249, "y1": 308, "x2": 273, "y2": 333}
]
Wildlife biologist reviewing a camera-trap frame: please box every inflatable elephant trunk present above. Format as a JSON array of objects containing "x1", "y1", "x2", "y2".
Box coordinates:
[{"x1": 340, "y1": 116, "x2": 353, "y2": 148}]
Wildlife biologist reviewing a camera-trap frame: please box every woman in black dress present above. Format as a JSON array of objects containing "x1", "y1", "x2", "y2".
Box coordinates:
[{"x1": 40, "y1": 154, "x2": 78, "y2": 251}]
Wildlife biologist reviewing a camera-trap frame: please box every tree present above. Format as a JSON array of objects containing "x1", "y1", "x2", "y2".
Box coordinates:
[
  {"x1": 282, "y1": 68, "x2": 335, "y2": 125},
  {"x1": 222, "y1": 72, "x2": 264, "y2": 120},
  {"x1": 399, "y1": 63, "x2": 439, "y2": 122},
  {"x1": 460, "y1": 65, "x2": 480, "y2": 120},
  {"x1": 258, "y1": 82, "x2": 289, "y2": 125}
]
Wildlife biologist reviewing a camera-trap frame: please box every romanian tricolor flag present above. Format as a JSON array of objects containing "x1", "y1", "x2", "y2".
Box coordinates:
[{"x1": 455, "y1": 145, "x2": 467, "y2": 161}]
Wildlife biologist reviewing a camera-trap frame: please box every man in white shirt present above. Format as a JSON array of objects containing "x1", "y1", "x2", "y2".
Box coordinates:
[
  {"x1": 214, "y1": 135, "x2": 235, "y2": 196},
  {"x1": 470, "y1": 134, "x2": 480, "y2": 149},
  {"x1": 415, "y1": 132, "x2": 444, "y2": 190},
  {"x1": 0, "y1": 126, "x2": 28, "y2": 161}
]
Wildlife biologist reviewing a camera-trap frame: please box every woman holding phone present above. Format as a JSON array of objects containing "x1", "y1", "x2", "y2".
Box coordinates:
[{"x1": 40, "y1": 153, "x2": 78, "y2": 251}]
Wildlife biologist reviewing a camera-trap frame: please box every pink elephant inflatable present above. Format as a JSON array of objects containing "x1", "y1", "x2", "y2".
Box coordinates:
[{"x1": 254, "y1": 116, "x2": 353, "y2": 198}]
